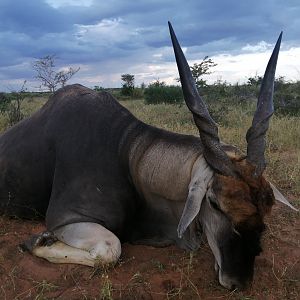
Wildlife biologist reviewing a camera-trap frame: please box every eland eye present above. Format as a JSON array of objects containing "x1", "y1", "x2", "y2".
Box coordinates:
[
  {"x1": 209, "y1": 198, "x2": 221, "y2": 212},
  {"x1": 233, "y1": 227, "x2": 241, "y2": 237}
]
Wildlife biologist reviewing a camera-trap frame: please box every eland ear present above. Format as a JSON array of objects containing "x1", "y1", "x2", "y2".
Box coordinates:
[
  {"x1": 269, "y1": 182, "x2": 299, "y2": 211},
  {"x1": 177, "y1": 158, "x2": 214, "y2": 238}
]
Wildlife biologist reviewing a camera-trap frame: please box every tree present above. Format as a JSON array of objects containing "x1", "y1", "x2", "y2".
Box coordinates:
[
  {"x1": 190, "y1": 56, "x2": 217, "y2": 89},
  {"x1": 247, "y1": 75, "x2": 263, "y2": 86},
  {"x1": 149, "y1": 79, "x2": 166, "y2": 87},
  {"x1": 32, "y1": 55, "x2": 80, "y2": 92},
  {"x1": 121, "y1": 74, "x2": 135, "y2": 96},
  {"x1": 93, "y1": 86, "x2": 104, "y2": 92}
]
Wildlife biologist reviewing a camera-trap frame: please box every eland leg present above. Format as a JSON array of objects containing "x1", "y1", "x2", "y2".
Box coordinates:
[{"x1": 29, "y1": 222, "x2": 121, "y2": 267}]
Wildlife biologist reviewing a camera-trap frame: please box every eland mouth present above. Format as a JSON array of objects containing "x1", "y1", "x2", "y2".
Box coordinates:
[{"x1": 215, "y1": 262, "x2": 250, "y2": 290}]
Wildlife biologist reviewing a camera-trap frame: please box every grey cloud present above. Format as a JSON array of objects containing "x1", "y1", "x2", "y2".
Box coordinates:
[
  {"x1": 0, "y1": 0, "x2": 72, "y2": 37},
  {"x1": 0, "y1": 0, "x2": 300, "y2": 91}
]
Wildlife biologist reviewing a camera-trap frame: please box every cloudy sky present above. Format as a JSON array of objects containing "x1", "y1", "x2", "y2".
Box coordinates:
[{"x1": 0, "y1": 0, "x2": 300, "y2": 91}]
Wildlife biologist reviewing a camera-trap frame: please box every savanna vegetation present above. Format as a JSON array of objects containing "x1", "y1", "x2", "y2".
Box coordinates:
[{"x1": 0, "y1": 78, "x2": 299, "y2": 299}]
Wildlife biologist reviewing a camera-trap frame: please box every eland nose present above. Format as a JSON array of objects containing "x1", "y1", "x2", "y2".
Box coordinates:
[
  {"x1": 229, "y1": 282, "x2": 246, "y2": 291},
  {"x1": 219, "y1": 272, "x2": 248, "y2": 290}
]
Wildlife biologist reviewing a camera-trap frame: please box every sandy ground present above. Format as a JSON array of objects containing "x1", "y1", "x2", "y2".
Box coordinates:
[{"x1": 0, "y1": 203, "x2": 299, "y2": 300}]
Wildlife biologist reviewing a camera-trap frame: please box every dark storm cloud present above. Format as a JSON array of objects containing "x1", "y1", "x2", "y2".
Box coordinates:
[
  {"x1": 167, "y1": 0, "x2": 300, "y2": 49},
  {"x1": 0, "y1": 0, "x2": 299, "y2": 90},
  {"x1": 0, "y1": 0, "x2": 71, "y2": 37}
]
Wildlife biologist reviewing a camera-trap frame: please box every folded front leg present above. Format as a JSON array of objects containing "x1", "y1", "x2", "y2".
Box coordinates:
[{"x1": 26, "y1": 222, "x2": 121, "y2": 267}]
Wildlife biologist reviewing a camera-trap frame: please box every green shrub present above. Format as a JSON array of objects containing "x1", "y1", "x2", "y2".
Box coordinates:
[
  {"x1": 6, "y1": 92, "x2": 26, "y2": 126},
  {"x1": 121, "y1": 85, "x2": 134, "y2": 96},
  {"x1": 108, "y1": 88, "x2": 143, "y2": 101},
  {"x1": 274, "y1": 80, "x2": 300, "y2": 116},
  {"x1": 131, "y1": 88, "x2": 144, "y2": 99},
  {"x1": 144, "y1": 82, "x2": 183, "y2": 104},
  {"x1": 0, "y1": 91, "x2": 27, "y2": 126},
  {"x1": 201, "y1": 78, "x2": 300, "y2": 119},
  {"x1": 0, "y1": 93, "x2": 11, "y2": 112}
]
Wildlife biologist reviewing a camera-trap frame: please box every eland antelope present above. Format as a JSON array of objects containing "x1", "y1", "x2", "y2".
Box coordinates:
[{"x1": 0, "y1": 22, "x2": 297, "y2": 290}]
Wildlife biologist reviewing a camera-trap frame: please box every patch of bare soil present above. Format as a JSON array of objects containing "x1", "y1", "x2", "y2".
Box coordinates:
[{"x1": 0, "y1": 203, "x2": 299, "y2": 300}]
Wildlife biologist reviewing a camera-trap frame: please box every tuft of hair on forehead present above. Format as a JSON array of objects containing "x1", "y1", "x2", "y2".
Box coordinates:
[
  {"x1": 212, "y1": 154, "x2": 275, "y2": 229},
  {"x1": 213, "y1": 174, "x2": 257, "y2": 225},
  {"x1": 234, "y1": 159, "x2": 275, "y2": 215}
]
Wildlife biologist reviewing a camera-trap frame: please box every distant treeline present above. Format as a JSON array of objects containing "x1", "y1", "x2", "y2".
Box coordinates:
[
  {"x1": 106, "y1": 77, "x2": 300, "y2": 116},
  {"x1": 1, "y1": 77, "x2": 299, "y2": 127}
]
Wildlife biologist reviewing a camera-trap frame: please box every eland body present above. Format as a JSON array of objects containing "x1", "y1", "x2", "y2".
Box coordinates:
[{"x1": 0, "y1": 23, "x2": 296, "y2": 289}]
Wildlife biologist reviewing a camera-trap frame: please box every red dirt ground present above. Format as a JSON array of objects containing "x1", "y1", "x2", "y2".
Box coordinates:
[{"x1": 0, "y1": 203, "x2": 299, "y2": 300}]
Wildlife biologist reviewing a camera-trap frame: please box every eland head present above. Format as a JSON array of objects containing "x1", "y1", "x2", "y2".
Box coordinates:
[{"x1": 169, "y1": 22, "x2": 297, "y2": 289}]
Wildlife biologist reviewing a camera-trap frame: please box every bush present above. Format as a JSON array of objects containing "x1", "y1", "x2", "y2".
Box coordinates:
[
  {"x1": 107, "y1": 88, "x2": 143, "y2": 101},
  {"x1": 131, "y1": 88, "x2": 144, "y2": 99},
  {"x1": 274, "y1": 79, "x2": 300, "y2": 116},
  {"x1": 5, "y1": 92, "x2": 26, "y2": 126},
  {"x1": 0, "y1": 93, "x2": 11, "y2": 113},
  {"x1": 144, "y1": 81, "x2": 183, "y2": 104},
  {"x1": 0, "y1": 81, "x2": 27, "y2": 127},
  {"x1": 121, "y1": 85, "x2": 134, "y2": 96}
]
